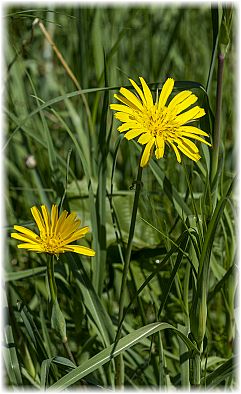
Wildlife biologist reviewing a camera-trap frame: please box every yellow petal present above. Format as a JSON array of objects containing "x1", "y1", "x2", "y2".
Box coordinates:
[
  {"x1": 169, "y1": 141, "x2": 182, "y2": 163},
  {"x1": 60, "y1": 219, "x2": 81, "y2": 240},
  {"x1": 13, "y1": 225, "x2": 39, "y2": 240},
  {"x1": 168, "y1": 90, "x2": 192, "y2": 110},
  {"x1": 55, "y1": 210, "x2": 68, "y2": 235},
  {"x1": 41, "y1": 205, "x2": 51, "y2": 236},
  {"x1": 129, "y1": 78, "x2": 146, "y2": 104},
  {"x1": 114, "y1": 93, "x2": 140, "y2": 111},
  {"x1": 155, "y1": 136, "x2": 165, "y2": 159},
  {"x1": 51, "y1": 204, "x2": 58, "y2": 235},
  {"x1": 119, "y1": 87, "x2": 144, "y2": 111},
  {"x1": 174, "y1": 94, "x2": 198, "y2": 115},
  {"x1": 177, "y1": 141, "x2": 201, "y2": 161},
  {"x1": 110, "y1": 104, "x2": 135, "y2": 115},
  {"x1": 139, "y1": 77, "x2": 153, "y2": 107},
  {"x1": 158, "y1": 78, "x2": 174, "y2": 110},
  {"x1": 180, "y1": 132, "x2": 212, "y2": 146},
  {"x1": 115, "y1": 112, "x2": 133, "y2": 122},
  {"x1": 176, "y1": 106, "x2": 206, "y2": 125},
  {"x1": 125, "y1": 129, "x2": 144, "y2": 140},
  {"x1": 118, "y1": 122, "x2": 140, "y2": 132},
  {"x1": 58, "y1": 213, "x2": 78, "y2": 237},
  {"x1": 64, "y1": 245, "x2": 96, "y2": 256},
  {"x1": 178, "y1": 138, "x2": 199, "y2": 154},
  {"x1": 179, "y1": 125, "x2": 209, "y2": 137},
  {"x1": 61, "y1": 227, "x2": 90, "y2": 245},
  {"x1": 17, "y1": 243, "x2": 43, "y2": 251},
  {"x1": 138, "y1": 133, "x2": 152, "y2": 144},
  {"x1": 117, "y1": 123, "x2": 130, "y2": 132},
  {"x1": 31, "y1": 206, "x2": 46, "y2": 234},
  {"x1": 140, "y1": 138, "x2": 155, "y2": 167},
  {"x1": 11, "y1": 233, "x2": 40, "y2": 244}
]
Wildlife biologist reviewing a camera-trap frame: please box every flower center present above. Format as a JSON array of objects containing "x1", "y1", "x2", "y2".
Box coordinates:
[
  {"x1": 41, "y1": 234, "x2": 62, "y2": 254},
  {"x1": 139, "y1": 105, "x2": 178, "y2": 139}
]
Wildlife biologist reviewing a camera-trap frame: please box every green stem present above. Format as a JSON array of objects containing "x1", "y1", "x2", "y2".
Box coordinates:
[
  {"x1": 63, "y1": 339, "x2": 76, "y2": 366},
  {"x1": 211, "y1": 52, "x2": 225, "y2": 185},
  {"x1": 47, "y1": 254, "x2": 57, "y2": 304},
  {"x1": 193, "y1": 353, "x2": 201, "y2": 387},
  {"x1": 115, "y1": 159, "x2": 143, "y2": 388},
  {"x1": 117, "y1": 163, "x2": 143, "y2": 330},
  {"x1": 46, "y1": 255, "x2": 76, "y2": 366}
]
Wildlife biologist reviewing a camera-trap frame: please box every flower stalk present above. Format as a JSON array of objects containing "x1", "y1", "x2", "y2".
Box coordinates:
[
  {"x1": 193, "y1": 353, "x2": 201, "y2": 387},
  {"x1": 115, "y1": 157, "x2": 143, "y2": 388},
  {"x1": 211, "y1": 52, "x2": 225, "y2": 185},
  {"x1": 118, "y1": 162, "x2": 143, "y2": 327},
  {"x1": 46, "y1": 254, "x2": 76, "y2": 365},
  {"x1": 47, "y1": 254, "x2": 57, "y2": 304}
]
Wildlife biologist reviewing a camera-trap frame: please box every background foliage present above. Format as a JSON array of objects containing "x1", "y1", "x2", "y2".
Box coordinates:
[{"x1": 5, "y1": 4, "x2": 236, "y2": 389}]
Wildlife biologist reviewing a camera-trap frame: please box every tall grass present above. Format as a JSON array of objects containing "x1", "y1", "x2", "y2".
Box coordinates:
[{"x1": 5, "y1": 4, "x2": 236, "y2": 389}]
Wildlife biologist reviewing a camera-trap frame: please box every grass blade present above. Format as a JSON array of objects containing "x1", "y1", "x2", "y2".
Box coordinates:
[{"x1": 48, "y1": 322, "x2": 198, "y2": 390}]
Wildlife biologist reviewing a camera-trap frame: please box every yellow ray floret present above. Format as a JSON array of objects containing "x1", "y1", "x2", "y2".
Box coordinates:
[
  {"x1": 11, "y1": 204, "x2": 96, "y2": 257},
  {"x1": 110, "y1": 77, "x2": 211, "y2": 167}
]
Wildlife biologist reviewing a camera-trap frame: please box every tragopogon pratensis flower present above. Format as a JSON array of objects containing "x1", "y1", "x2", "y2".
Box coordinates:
[
  {"x1": 110, "y1": 77, "x2": 211, "y2": 167},
  {"x1": 11, "y1": 205, "x2": 95, "y2": 257}
]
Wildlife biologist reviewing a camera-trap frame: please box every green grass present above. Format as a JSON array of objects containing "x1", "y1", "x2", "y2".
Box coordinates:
[{"x1": 5, "y1": 4, "x2": 236, "y2": 390}]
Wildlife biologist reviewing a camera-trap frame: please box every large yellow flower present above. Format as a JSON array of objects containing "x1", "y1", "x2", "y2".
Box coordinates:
[
  {"x1": 11, "y1": 205, "x2": 95, "y2": 257},
  {"x1": 110, "y1": 77, "x2": 211, "y2": 167}
]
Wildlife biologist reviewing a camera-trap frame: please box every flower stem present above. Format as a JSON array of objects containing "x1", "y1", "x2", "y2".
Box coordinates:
[
  {"x1": 193, "y1": 352, "x2": 201, "y2": 387},
  {"x1": 118, "y1": 163, "x2": 143, "y2": 329},
  {"x1": 46, "y1": 255, "x2": 76, "y2": 368},
  {"x1": 47, "y1": 254, "x2": 57, "y2": 304},
  {"x1": 115, "y1": 159, "x2": 143, "y2": 388},
  {"x1": 211, "y1": 52, "x2": 225, "y2": 185}
]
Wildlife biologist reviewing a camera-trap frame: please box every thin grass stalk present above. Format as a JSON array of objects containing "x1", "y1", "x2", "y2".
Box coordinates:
[
  {"x1": 115, "y1": 156, "x2": 143, "y2": 387},
  {"x1": 33, "y1": 18, "x2": 95, "y2": 139},
  {"x1": 117, "y1": 162, "x2": 143, "y2": 329},
  {"x1": 211, "y1": 52, "x2": 225, "y2": 185}
]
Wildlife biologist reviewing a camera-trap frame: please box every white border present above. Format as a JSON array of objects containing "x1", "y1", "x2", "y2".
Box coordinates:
[{"x1": 1, "y1": 1, "x2": 240, "y2": 393}]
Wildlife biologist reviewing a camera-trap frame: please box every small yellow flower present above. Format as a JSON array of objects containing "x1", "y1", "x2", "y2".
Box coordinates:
[
  {"x1": 11, "y1": 205, "x2": 95, "y2": 257},
  {"x1": 110, "y1": 77, "x2": 211, "y2": 167}
]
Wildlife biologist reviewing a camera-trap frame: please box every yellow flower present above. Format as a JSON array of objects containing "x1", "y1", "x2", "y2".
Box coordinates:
[
  {"x1": 110, "y1": 77, "x2": 211, "y2": 167},
  {"x1": 11, "y1": 205, "x2": 95, "y2": 257}
]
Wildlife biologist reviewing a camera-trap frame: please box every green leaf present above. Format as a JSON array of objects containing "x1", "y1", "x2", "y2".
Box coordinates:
[
  {"x1": 94, "y1": 58, "x2": 109, "y2": 295},
  {"x1": 201, "y1": 356, "x2": 236, "y2": 388},
  {"x1": 67, "y1": 254, "x2": 115, "y2": 346},
  {"x1": 48, "y1": 322, "x2": 198, "y2": 390},
  {"x1": 40, "y1": 358, "x2": 53, "y2": 390},
  {"x1": 3, "y1": 288, "x2": 23, "y2": 386},
  {"x1": 3, "y1": 325, "x2": 23, "y2": 386},
  {"x1": 53, "y1": 356, "x2": 76, "y2": 369},
  {"x1": 17, "y1": 301, "x2": 48, "y2": 362},
  {"x1": 199, "y1": 178, "x2": 234, "y2": 278},
  {"x1": 5, "y1": 266, "x2": 46, "y2": 282}
]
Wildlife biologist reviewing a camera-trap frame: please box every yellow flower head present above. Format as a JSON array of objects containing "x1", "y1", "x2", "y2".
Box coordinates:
[
  {"x1": 11, "y1": 204, "x2": 95, "y2": 257},
  {"x1": 110, "y1": 77, "x2": 211, "y2": 167}
]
